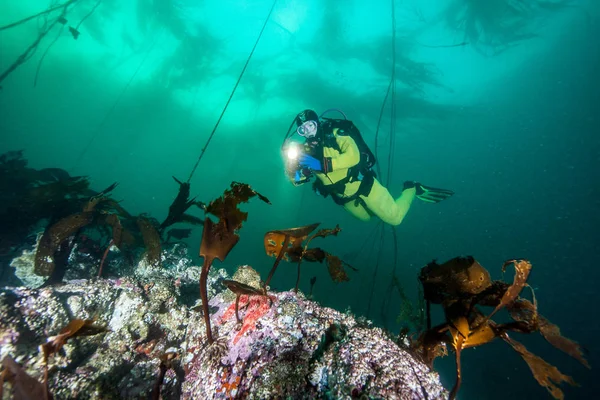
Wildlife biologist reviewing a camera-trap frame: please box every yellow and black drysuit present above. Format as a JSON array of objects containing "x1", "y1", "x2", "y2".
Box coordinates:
[{"x1": 295, "y1": 121, "x2": 417, "y2": 226}]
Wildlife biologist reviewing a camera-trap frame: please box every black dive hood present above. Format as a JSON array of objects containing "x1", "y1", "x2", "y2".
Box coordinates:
[{"x1": 281, "y1": 108, "x2": 348, "y2": 148}]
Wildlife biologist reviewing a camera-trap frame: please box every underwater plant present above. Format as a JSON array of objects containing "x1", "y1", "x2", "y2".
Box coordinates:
[
  {"x1": 137, "y1": 215, "x2": 163, "y2": 269},
  {"x1": 0, "y1": 151, "x2": 93, "y2": 260},
  {"x1": 33, "y1": 187, "x2": 138, "y2": 281},
  {"x1": 263, "y1": 223, "x2": 357, "y2": 292},
  {"x1": 0, "y1": 151, "x2": 218, "y2": 286},
  {"x1": 197, "y1": 182, "x2": 270, "y2": 344},
  {"x1": 412, "y1": 256, "x2": 590, "y2": 400},
  {"x1": 150, "y1": 351, "x2": 179, "y2": 400},
  {"x1": 221, "y1": 279, "x2": 270, "y2": 325},
  {"x1": 0, "y1": 318, "x2": 106, "y2": 399},
  {"x1": 308, "y1": 276, "x2": 317, "y2": 299},
  {"x1": 41, "y1": 319, "x2": 107, "y2": 375},
  {"x1": 159, "y1": 177, "x2": 206, "y2": 234},
  {"x1": 0, "y1": 355, "x2": 50, "y2": 400},
  {"x1": 166, "y1": 228, "x2": 192, "y2": 244}
]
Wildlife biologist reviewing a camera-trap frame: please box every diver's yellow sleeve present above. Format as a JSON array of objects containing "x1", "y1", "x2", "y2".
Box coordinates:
[{"x1": 324, "y1": 131, "x2": 360, "y2": 171}]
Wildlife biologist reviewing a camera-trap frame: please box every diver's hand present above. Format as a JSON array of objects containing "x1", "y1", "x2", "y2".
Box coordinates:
[{"x1": 298, "y1": 154, "x2": 322, "y2": 171}]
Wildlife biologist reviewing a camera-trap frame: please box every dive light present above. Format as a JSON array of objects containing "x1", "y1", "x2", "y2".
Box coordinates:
[{"x1": 282, "y1": 139, "x2": 311, "y2": 184}]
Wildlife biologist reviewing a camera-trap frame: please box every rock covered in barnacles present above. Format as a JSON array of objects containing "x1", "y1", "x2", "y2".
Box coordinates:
[
  {"x1": 0, "y1": 247, "x2": 229, "y2": 400},
  {"x1": 183, "y1": 270, "x2": 447, "y2": 399},
  {"x1": 0, "y1": 253, "x2": 446, "y2": 399},
  {"x1": 9, "y1": 232, "x2": 46, "y2": 288},
  {"x1": 219, "y1": 265, "x2": 263, "y2": 303}
]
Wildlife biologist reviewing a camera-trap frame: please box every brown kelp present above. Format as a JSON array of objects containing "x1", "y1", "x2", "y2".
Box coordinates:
[
  {"x1": 34, "y1": 190, "x2": 124, "y2": 277},
  {"x1": 0, "y1": 151, "x2": 211, "y2": 285},
  {"x1": 0, "y1": 318, "x2": 106, "y2": 399},
  {"x1": 137, "y1": 216, "x2": 163, "y2": 268},
  {"x1": 0, "y1": 151, "x2": 92, "y2": 258},
  {"x1": 150, "y1": 351, "x2": 179, "y2": 400},
  {"x1": 198, "y1": 182, "x2": 270, "y2": 344},
  {"x1": 159, "y1": 176, "x2": 206, "y2": 233},
  {"x1": 263, "y1": 223, "x2": 356, "y2": 291},
  {"x1": 0, "y1": 355, "x2": 51, "y2": 400},
  {"x1": 263, "y1": 223, "x2": 320, "y2": 290},
  {"x1": 166, "y1": 228, "x2": 192, "y2": 243},
  {"x1": 222, "y1": 279, "x2": 270, "y2": 324},
  {"x1": 41, "y1": 318, "x2": 106, "y2": 398},
  {"x1": 308, "y1": 276, "x2": 317, "y2": 298},
  {"x1": 27, "y1": 179, "x2": 170, "y2": 281},
  {"x1": 412, "y1": 256, "x2": 590, "y2": 400}
]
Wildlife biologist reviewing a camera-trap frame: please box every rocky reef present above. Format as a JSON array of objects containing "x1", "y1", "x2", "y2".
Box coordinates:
[{"x1": 0, "y1": 245, "x2": 446, "y2": 399}]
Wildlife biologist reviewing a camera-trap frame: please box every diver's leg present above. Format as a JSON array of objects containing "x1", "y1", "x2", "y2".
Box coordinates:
[
  {"x1": 341, "y1": 181, "x2": 371, "y2": 222},
  {"x1": 343, "y1": 199, "x2": 371, "y2": 222},
  {"x1": 361, "y1": 179, "x2": 416, "y2": 226}
]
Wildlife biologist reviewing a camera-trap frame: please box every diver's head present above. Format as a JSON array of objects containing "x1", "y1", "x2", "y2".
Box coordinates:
[{"x1": 295, "y1": 109, "x2": 319, "y2": 139}]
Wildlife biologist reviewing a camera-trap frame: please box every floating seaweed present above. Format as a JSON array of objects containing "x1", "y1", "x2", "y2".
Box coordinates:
[
  {"x1": 263, "y1": 223, "x2": 320, "y2": 290},
  {"x1": 263, "y1": 223, "x2": 356, "y2": 291},
  {"x1": 198, "y1": 182, "x2": 270, "y2": 344},
  {"x1": 412, "y1": 256, "x2": 590, "y2": 400},
  {"x1": 159, "y1": 177, "x2": 206, "y2": 233}
]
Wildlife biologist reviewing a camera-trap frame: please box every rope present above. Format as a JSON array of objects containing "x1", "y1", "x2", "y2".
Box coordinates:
[
  {"x1": 366, "y1": 0, "x2": 399, "y2": 322},
  {"x1": 374, "y1": 78, "x2": 392, "y2": 178},
  {"x1": 186, "y1": 0, "x2": 278, "y2": 183},
  {"x1": 33, "y1": 24, "x2": 64, "y2": 87},
  {"x1": 74, "y1": 0, "x2": 102, "y2": 31},
  {"x1": 0, "y1": 0, "x2": 77, "y2": 32},
  {"x1": 385, "y1": 0, "x2": 397, "y2": 187},
  {"x1": 366, "y1": 223, "x2": 385, "y2": 317},
  {"x1": 34, "y1": 0, "x2": 103, "y2": 87},
  {"x1": 0, "y1": 1, "x2": 75, "y2": 85},
  {"x1": 379, "y1": 0, "x2": 403, "y2": 328}
]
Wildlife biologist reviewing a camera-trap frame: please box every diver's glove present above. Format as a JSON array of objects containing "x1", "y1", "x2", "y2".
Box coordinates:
[
  {"x1": 298, "y1": 154, "x2": 333, "y2": 173},
  {"x1": 404, "y1": 181, "x2": 454, "y2": 203},
  {"x1": 298, "y1": 154, "x2": 321, "y2": 171}
]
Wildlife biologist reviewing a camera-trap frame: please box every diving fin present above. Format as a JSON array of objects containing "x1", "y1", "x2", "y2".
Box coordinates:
[{"x1": 404, "y1": 181, "x2": 454, "y2": 203}]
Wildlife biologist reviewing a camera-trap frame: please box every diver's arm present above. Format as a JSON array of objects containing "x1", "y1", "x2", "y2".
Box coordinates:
[{"x1": 323, "y1": 132, "x2": 360, "y2": 172}]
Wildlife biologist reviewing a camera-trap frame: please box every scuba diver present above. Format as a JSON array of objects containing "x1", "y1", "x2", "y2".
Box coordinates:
[{"x1": 282, "y1": 109, "x2": 454, "y2": 226}]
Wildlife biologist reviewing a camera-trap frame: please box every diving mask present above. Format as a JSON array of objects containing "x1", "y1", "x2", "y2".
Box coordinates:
[{"x1": 297, "y1": 120, "x2": 318, "y2": 138}]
